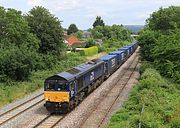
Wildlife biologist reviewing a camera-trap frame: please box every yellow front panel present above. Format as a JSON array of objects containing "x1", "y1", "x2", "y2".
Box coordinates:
[{"x1": 44, "y1": 91, "x2": 70, "y2": 102}]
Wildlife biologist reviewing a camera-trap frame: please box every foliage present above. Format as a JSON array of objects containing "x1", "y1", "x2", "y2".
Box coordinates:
[
  {"x1": 85, "y1": 38, "x2": 95, "y2": 48},
  {"x1": 73, "y1": 30, "x2": 83, "y2": 39},
  {"x1": 146, "y1": 6, "x2": 180, "y2": 32},
  {"x1": 0, "y1": 6, "x2": 40, "y2": 49},
  {"x1": 89, "y1": 24, "x2": 132, "y2": 52},
  {"x1": 102, "y1": 39, "x2": 131, "y2": 53},
  {"x1": 92, "y1": 16, "x2": 105, "y2": 28},
  {"x1": 67, "y1": 24, "x2": 79, "y2": 35},
  {"x1": 138, "y1": 6, "x2": 180, "y2": 83},
  {"x1": 108, "y1": 67, "x2": 180, "y2": 128},
  {"x1": 25, "y1": 6, "x2": 65, "y2": 55},
  {"x1": 0, "y1": 46, "x2": 37, "y2": 81},
  {"x1": 152, "y1": 29, "x2": 180, "y2": 82},
  {"x1": 90, "y1": 25, "x2": 132, "y2": 41},
  {"x1": 80, "y1": 46, "x2": 98, "y2": 56},
  {"x1": 0, "y1": 6, "x2": 40, "y2": 81},
  {"x1": 138, "y1": 29, "x2": 159, "y2": 61}
]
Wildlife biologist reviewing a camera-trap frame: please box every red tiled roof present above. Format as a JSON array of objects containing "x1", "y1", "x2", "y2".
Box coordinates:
[{"x1": 66, "y1": 35, "x2": 81, "y2": 45}]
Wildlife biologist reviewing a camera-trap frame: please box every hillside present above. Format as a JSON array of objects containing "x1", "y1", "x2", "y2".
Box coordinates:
[{"x1": 124, "y1": 25, "x2": 144, "y2": 33}]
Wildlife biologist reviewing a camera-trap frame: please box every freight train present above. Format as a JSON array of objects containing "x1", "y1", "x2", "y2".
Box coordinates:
[{"x1": 44, "y1": 42, "x2": 138, "y2": 113}]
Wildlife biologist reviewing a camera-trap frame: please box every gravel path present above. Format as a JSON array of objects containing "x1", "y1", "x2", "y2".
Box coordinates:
[
  {"x1": 54, "y1": 49, "x2": 139, "y2": 128},
  {"x1": 0, "y1": 88, "x2": 43, "y2": 115},
  {"x1": 0, "y1": 88, "x2": 45, "y2": 128}
]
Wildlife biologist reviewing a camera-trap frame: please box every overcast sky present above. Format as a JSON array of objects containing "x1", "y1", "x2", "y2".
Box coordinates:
[{"x1": 0, "y1": 0, "x2": 179, "y2": 29}]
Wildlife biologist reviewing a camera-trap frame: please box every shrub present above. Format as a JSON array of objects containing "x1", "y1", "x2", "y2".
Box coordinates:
[
  {"x1": 108, "y1": 67, "x2": 180, "y2": 128},
  {"x1": 80, "y1": 46, "x2": 98, "y2": 56}
]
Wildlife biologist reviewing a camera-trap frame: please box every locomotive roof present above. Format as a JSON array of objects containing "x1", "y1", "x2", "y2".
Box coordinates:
[
  {"x1": 100, "y1": 55, "x2": 117, "y2": 61},
  {"x1": 46, "y1": 59, "x2": 104, "y2": 82}
]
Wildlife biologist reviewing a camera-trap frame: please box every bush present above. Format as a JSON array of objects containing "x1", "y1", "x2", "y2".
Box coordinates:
[
  {"x1": 80, "y1": 46, "x2": 98, "y2": 56},
  {"x1": 108, "y1": 67, "x2": 180, "y2": 128},
  {"x1": 0, "y1": 46, "x2": 35, "y2": 81}
]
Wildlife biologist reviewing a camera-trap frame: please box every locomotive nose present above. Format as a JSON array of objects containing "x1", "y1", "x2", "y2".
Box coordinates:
[{"x1": 44, "y1": 91, "x2": 70, "y2": 102}]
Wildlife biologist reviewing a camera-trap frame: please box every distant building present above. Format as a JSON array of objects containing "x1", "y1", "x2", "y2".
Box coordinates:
[
  {"x1": 82, "y1": 31, "x2": 91, "y2": 39},
  {"x1": 95, "y1": 39, "x2": 103, "y2": 46},
  {"x1": 65, "y1": 35, "x2": 82, "y2": 46},
  {"x1": 131, "y1": 34, "x2": 139, "y2": 40},
  {"x1": 131, "y1": 34, "x2": 139, "y2": 37},
  {"x1": 65, "y1": 35, "x2": 86, "y2": 49}
]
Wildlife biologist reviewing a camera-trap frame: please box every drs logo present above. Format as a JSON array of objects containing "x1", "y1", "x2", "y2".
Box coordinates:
[
  {"x1": 90, "y1": 71, "x2": 94, "y2": 81},
  {"x1": 122, "y1": 53, "x2": 124, "y2": 60},
  {"x1": 111, "y1": 58, "x2": 116, "y2": 68}
]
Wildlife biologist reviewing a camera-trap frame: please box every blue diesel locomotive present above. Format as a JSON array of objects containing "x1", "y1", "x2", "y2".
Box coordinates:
[{"x1": 44, "y1": 42, "x2": 138, "y2": 113}]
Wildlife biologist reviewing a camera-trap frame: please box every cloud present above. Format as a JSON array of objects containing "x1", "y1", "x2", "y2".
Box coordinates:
[
  {"x1": 1, "y1": 0, "x2": 180, "y2": 29},
  {"x1": 85, "y1": 7, "x2": 108, "y2": 19},
  {"x1": 27, "y1": 0, "x2": 43, "y2": 6},
  {"x1": 27, "y1": 0, "x2": 82, "y2": 11},
  {"x1": 54, "y1": 0, "x2": 81, "y2": 11}
]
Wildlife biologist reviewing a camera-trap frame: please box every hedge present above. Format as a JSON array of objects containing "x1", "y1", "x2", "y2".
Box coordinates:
[{"x1": 80, "y1": 46, "x2": 98, "y2": 56}]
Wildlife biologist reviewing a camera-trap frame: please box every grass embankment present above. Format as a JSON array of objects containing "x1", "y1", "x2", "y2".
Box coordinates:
[
  {"x1": 108, "y1": 63, "x2": 180, "y2": 128},
  {"x1": 0, "y1": 53, "x2": 86, "y2": 107}
]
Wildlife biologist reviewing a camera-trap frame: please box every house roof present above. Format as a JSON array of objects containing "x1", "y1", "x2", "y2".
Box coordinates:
[{"x1": 65, "y1": 35, "x2": 81, "y2": 45}]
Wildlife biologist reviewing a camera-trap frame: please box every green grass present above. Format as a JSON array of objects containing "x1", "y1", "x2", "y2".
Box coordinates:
[
  {"x1": 107, "y1": 64, "x2": 180, "y2": 128},
  {"x1": 0, "y1": 52, "x2": 86, "y2": 108}
]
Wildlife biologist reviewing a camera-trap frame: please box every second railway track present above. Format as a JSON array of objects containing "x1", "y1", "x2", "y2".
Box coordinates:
[
  {"x1": 0, "y1": 92, "x2": 44, "y2": 127},
  {"x1": 33, "y1": 114, "x2": 65, "y2": 128}
]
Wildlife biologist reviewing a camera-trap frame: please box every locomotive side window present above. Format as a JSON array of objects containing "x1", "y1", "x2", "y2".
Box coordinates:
[{"x1": 70, "y1": 82, "x2": 74, "y2": 90}]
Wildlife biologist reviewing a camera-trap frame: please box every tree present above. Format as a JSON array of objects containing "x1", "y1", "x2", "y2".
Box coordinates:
[
  {"x1": 138, "y1": 6, "x2": 180, "y2": 83},
  {"x1": 85, "y1": 38, "x2": 95, "y2": 48},
  {"x1": 25, "y1": 6, "x2": 65, "y2": 55},
  {"x1": 90, "y1": 25, "x2": 132, "y2": 41},
  {"x1": 93, "y1": 16, "x2": 105, "y2": 28},
  {"x1": 67, "y1": 24, "x2": 79, "y2": 35},
  {"x1": 0, "y1": 6, "x2": 39, "y2": 50},
  {"x1": 0, "y1": 6, "x2": 41, "y2": 80},
  {"x1": 73, "y1": 31, "x2": 83, "y2": 39},
  {"x1": 146, "y1": 6, "x2": 180, "y2": 31}
]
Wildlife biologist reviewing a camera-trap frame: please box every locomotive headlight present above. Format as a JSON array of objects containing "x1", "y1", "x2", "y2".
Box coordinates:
[{"x1": 45, "y1": 98, "x2": 49, "y2": 101}]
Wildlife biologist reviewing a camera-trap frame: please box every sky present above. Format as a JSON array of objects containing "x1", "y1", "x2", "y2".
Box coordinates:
[{"x1": 0, "y1": 0, "x2": 180, "y2": 29}]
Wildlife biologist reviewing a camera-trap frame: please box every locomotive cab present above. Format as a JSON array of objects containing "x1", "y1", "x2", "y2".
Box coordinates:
[{"x1": 44, "y1": 74, "x2": 76, "y2": 114}]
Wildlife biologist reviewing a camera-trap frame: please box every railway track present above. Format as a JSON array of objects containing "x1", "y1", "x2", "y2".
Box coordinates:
[
  {"x1": 33, "y1": 114, "x2": 65, "y2": 128},
  {"x1": 0, "y1": 92, "x2": 44, "y2": 127},
  {"x1": 80, "y1": 51, "x2": 139, "y2": 128}
]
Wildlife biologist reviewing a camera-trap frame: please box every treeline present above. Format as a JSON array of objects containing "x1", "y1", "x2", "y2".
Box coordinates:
[
  {"x1": 0, "y1": 6, "x2": 65, "y2": 81},
  {"x1": 67, "y1": 16, "x2": 133, "y2": 52},
  {"x1": 89, "y1": 16, "x2": 132, "y2": 52},
  {"x1": 138, "y1": 6, "x2": 180, "y2": 83}
]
